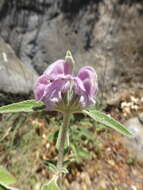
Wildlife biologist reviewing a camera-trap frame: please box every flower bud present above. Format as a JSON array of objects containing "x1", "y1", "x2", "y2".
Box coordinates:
[{"x1": 65, "y1": 50, "x2": 75, "y2": 74}]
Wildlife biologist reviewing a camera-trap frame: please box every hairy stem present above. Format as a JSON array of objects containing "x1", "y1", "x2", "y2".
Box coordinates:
[
  {"x1": 57, "y1": 112, "x2": 71, "y2": 170},
  {"x1": 56, "y1": 112, "x2": 71, "y2": 188}
]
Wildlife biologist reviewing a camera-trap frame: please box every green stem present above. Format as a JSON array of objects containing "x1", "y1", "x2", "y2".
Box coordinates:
[{"x1": 57, "y1": 112, "x2": 71, "y2": 170}]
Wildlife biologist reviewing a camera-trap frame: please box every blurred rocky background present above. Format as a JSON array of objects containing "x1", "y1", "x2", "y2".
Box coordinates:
[
  {"x1": 0, "y1": 0, "x2": 142, "y2": 103},
  {"x1": 0, "y1": 1, "x2": 143, "y2": 189}
]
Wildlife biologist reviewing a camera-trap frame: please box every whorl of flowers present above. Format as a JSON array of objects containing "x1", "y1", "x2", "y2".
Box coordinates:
[{"x1": 34, "y1": 51, "x2": 98, "y2": 113}]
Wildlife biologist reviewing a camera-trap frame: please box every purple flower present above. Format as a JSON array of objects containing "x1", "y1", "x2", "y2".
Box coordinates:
[
  {"x1": 74, "y1": 66, "x2": 98, "y2": 107},
  {"x1": 34, "y1": 59, "x2": 73, "y2": 110},
  {"x1": 34, "y1": 56, "x2": 98, "y2": 112}
]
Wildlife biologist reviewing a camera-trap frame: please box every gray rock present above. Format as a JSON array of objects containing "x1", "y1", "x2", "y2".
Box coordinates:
[
  {"x1": 123, "y1": 114, "x2": 143, "y2": 161},
  {"x1": 0, "y1": 0, "x2": 142, "y2": 95},
  {"x1": 138, "y1": 112, "x2": 143, "y2": 124},
  {"x1": 0, "y1": 0, "x2": 4, "y2": 9},
  {"x1": 0, "y1": 37, "x2": 38, "y2": 95}
]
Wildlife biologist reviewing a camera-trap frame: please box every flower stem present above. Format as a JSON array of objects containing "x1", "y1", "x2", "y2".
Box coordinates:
[
  {"x1": 57, "y1": 112, "x2": 71, "y2": 170},
  {"x1": 56, "y1": 112, "x2": 71, "y2": 188}
]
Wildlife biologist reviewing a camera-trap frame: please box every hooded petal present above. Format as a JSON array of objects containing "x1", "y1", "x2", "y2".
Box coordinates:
[
  {"x1": 43, "y1": 79, "x2": 66, "y2": 101},
  {"x1": 34, "y1": 74, "x2": 50, "y2": 101},
  {"x1": 44, "y1": 59, "x2": 73, "y2": 80},
  {"x1": 41, "y1": 77, "x2": 73, "y2": 110},
  {"x1": 34, "y1": 59, "x2": 74, "y2": 111},
  {"x1": 74, "y1": 66, "x2": 98, "y2": 107}
]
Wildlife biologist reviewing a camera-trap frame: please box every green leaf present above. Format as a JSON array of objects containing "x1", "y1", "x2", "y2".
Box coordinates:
[
  {"x1": 44, "y1": 161, "x2": 58, "y2": 173},
  {"x1": 41, "y1": 177, "x2": 60, "y2": 190},
  {"x1": 71, "y1": 134, "x2": 82, "y2": 142},
  {"x1": 0, "y1": 184, "x2": 5, "y2": 190},
  {"x1": 77, "y1": 147, "x2": 91, "y2": 159},
  {"x1": 63, "y1": 159, "x2": 76, "y2": 166},
  {"x1": 71, "y1": 144, "x2": 91, "y2": 162},
  {"x1": 59, "y1": 168, "x2": 69, "y2": 174},
  {"x1": 83, "y1": 110, "x2": 132, "y2": 136},
  {"x1": 0, "y1": 100, "x2": 44, "y2": 113},
  {"x1": 0, "y1": 183, "x2": 18, "y2": 190},
  {"x1": 95, "y1": 124, "x2": 107, "y2": 132},
  {"x1": 0, "y1": 168, "x2": 16, "y2": 185},
  {"x1": 71, "y1": 125, "x2": 95, "y2": 140},
  {"x1": 44, "y1": 160, "x2": 68, "y2": 174}
]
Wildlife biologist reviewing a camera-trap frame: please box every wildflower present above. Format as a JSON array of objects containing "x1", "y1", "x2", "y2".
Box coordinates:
[{"x1": 34, "y1": 52, "x2": 98, "y2": 112}]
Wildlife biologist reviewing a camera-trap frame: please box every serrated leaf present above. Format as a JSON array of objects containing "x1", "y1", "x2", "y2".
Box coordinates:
[
  {"x1": 41, "y1": 177, "x2": 60, "y2": 190},
  {"x1": 83, "y1": 110, "x2": 132, "y2": 136},
  {"x1": 0, "y1": 168, "x2": 16, "y2": 185},
  {"x1": 0, "y1": 100, "x2": 44, "y2": 113}
]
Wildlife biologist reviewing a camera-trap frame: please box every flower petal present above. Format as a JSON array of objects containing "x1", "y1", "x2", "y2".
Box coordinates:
[
  {"x1": 75, "y1": 66, "x2": 98, "y2": 107},
  {"x1": 34, "y1": 74, "x2": 49, "y2": 101},
  {"x1": 42, "y1": 77, "x2": 73, "y2": 110},
  {"x1": 44, "y1": 59, "x2": 73, "y2": 80}
]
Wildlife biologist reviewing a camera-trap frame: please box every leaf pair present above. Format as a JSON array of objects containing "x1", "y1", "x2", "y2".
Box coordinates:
[{"x1": 0, "y1": 99, "x2": 132, "y2": 136}]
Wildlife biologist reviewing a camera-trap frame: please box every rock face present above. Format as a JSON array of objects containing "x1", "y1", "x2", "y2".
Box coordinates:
[
  {"x1": 0, "y1": 0, "x2": 143, "y2": 97},
  {"x1": 123, "y1": 114, "x2": 143, "y2": 162},
  {"x1": 0, "y1": 37, "x2": 38, "y2": 104}
]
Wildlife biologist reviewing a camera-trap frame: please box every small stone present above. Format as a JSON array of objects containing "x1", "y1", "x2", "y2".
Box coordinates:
[
  {"x1": 108, "y1": 160, "x2": 115, "y2": 166},
  {"x1": 96, "y1": 180, "x2": 107, "y2": 190},
  {"x1": 34, "y1": 183, "x2": 41, "y2": 190},
  {"x1": 42, "y1": 134, "x2": 47, "y2": 139},
  {"x1": 70, "y1": 181, "x2": 80, "y2": 190},
  {"x1": 131, "y1": 185, "x2": 137, "y2": 190},
  {"x1": 130, "y1": 96, "x2": 139, "y2": 104},
  {"x1": 81, "y1": 172, "x2": 91, "y2": 186},
  {"x1": 46, "y1": 143, "x2": 50, "y2": 149}
]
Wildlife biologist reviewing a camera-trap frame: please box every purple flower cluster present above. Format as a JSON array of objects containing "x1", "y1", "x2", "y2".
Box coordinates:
[{"x1": 34, "y1": 58, "x2": 98, "y2": 112}]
